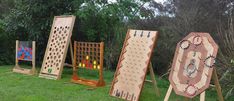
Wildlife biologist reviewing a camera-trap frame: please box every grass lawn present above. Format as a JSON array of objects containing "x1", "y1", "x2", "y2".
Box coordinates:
[{"x1": 0, "y1": 65, "x2": 231, "y2": 101}]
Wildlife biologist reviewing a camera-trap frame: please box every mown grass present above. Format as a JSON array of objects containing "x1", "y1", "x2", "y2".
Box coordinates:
[{"x1": 0, "y1": 65, "x2": 231, "y2": 101}]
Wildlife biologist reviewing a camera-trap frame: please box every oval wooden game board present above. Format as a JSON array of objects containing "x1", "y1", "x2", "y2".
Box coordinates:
[
  {"x1": 110, "y1": 29, "x2": 158, "y2": 101},
  {"x1": 169, "y1": 32, "x2": 218, "y2": 98},
  {"x1": 39, "y1": 15, "x2": 76, "y2": 80}
]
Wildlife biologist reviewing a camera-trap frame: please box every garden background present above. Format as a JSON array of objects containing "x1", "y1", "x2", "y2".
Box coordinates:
[{"x1": 0, "y1": 0, "x2": 234, "y2": 100}]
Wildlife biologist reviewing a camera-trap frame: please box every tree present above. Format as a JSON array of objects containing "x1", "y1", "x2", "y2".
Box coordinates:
[
  {"x1": 2, "y1": 0, "x2": 148, "y2": 69},
  {"x1": 3, "y1": 0, "x2": 77, "y2": 64}
]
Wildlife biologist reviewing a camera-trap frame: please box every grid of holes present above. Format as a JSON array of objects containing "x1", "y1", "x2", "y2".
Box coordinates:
[
  {"x1": 43, "y1": 26, "x2": 70, "y2": 72},
  {"x1": 75, "y1": 42, "x2": 101, "y2": 69}
]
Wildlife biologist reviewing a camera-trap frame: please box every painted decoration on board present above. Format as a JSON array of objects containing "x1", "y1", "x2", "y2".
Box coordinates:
[
  {"x1": 169, "y1": 32, "x2": 218, "y2": 98},
  {"x1": 17, "y1": 41, "x2": 32, "y2": 61}
]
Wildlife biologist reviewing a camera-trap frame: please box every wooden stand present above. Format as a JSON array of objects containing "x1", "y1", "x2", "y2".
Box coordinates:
[
  {"x1": 71, "y1": 42, "x2": 105, "y2": 87},
  {"x1": 164, "y1": 68, "x2": 224, "y2": 101},
  {"x1": 39, "y1": 15, "x2": 76, "y2": 80},
  {"x1": 145, "y1": 62, "x2": 160, "y2": 97},
  {"x1": 13, "y1": 40, "x2": 36, "y2": 75},
  {"x1": 63, "y1": 40, "x2": 74, "y2": 68}
]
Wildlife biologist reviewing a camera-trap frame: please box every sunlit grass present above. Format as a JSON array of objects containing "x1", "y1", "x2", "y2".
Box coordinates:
[{"x1": 0, "y1": 65, "x2": 230, "y2": 101}]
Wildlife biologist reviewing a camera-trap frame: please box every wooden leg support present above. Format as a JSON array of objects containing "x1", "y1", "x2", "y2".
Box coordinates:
[
  {"x1": 164, "y1": 85, "x2": 173, "y2": 101},
  {"x1": 212, "y1": 69, "x2": 224, "y2": 101},
  {"x1": 164, "y1": 68, "x2": 224, "y2": 101},
  {"x1": 149, "y1": 62, "x2": 160, "y2": 97},
  {"x1": 200, "y1": 91, "x2": 205, "y2": 101}
]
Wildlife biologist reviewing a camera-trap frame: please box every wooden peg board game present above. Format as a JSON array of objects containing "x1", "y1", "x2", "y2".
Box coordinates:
[
  {"x1": 39, "y1": 15, "x2": 76, "y2": 80},
  {"x1": 71, "y1": 41, "x2": 105, "y2": 87},
  {"x1": 13, "y1": 40, "x2": 36, "y2": 75},
  {"x1": 110, "y1": 29, "x2": 158, "y2": 101},
  {"x1": 169, "y1": 32, "x2": 218, "y2": 98}
]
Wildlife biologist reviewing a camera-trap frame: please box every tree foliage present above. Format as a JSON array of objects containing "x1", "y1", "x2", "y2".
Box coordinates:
[{"x1": 1, "y1": 0, "x2": 234, "y2": 99}]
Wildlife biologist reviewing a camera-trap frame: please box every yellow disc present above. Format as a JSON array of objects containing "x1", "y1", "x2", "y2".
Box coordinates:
[
  {"x1": 82, "y1": 63, "x2": 85, "y2": 67},
  {"x1": 93, "y1": 60, "x2": 97, "y2": 65},
  {"x1": 93, "y1": 65, "x2": 97, "y2": 69},
  {"x1": 86, "y1": 56, "x2": 89, "y2": 60},
  {"x1": 97, "y1": 65, "x2": 100, "y2": 69},
  {"x1": 79, "y1": 63, "x2": 82, "y2": 67}
]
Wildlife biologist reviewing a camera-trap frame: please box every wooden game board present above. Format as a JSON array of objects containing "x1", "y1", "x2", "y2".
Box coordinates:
[
  {"x1": 110, "y1": 29, "x2": 158, "y2": 101},
  {"x1": 71, "y1": 41, "x2": 105, "y2": 87},
  {"x1": 13, "y1": 40, "x2": 36, "y2": 75},
  {"x1": 168, "y1": 32, "x2": 218, "y2": 98},
  {"x1": 39, "y1": 15, "x2": 76, "y2": 80}
]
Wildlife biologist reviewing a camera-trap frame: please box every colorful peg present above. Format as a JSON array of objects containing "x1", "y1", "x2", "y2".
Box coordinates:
[
  {"x1": 97, "y1": 65, "x2": 100, "y2": 69},
  {"x1": 93, "y1": 60, "x2": 97, "y2": 65},
  {"x1": 78, "y1": 63, "x2": 82, "y2": 67},
  {"x1": 86, "y1": 55, "x2": 89, "y2": 60},
  {"x1": 93, "y1": 65, "x2": 97, "y2": 69},
  {"x1": 82, "y1": 63, "x2": 85, "y2": 67}
]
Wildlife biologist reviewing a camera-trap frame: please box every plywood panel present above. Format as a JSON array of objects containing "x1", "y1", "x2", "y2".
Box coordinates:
[
  {"x1": 110, "y1": 29, "x2": 158, "y2": 101},
  {"x1": 169, "y1": 32, "x2": 218, "y2": 98},
  {"x1": 39, "y1": 15, "x2": 76, "y2": 80}
]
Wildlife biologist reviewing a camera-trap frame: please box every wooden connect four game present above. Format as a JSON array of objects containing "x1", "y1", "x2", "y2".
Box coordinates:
[
  {"x1": 39, "y1": 15, "x2": 76, "y2": 80},
  {"x1": 13, "y1": 40, "x2": 36, "y2": 75},
  {"x1": 168, "y1": 32, "x2": 219, "y2": 98},
  {"x1": 71, "y1": 41, "x2": 105, "y2": 87},
  {"x1": 110, "y1": 29, "x2": 158, "y2": 101}
]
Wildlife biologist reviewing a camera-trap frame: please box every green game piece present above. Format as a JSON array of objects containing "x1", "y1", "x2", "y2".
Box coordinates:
[{"x1": 48, "y1": 68, "x2": 52, "y2": 73}]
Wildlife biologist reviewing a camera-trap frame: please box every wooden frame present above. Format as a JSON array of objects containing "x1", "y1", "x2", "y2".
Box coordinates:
[
  {"x1": 13, "y1": 40, "x2": 36, "y2": 75},
  {"x1": 39, "y1": 15, "x2": 76, "y2": 80},
  {"x1": 71, "y1": 41, "x2": 105, "y2": 87},
  {"x1": 164, "y1": 32, "x2": 224, "y2": 101},
  {"x1": 109, "y1": 29, "x2": 159, "y2": 101}
]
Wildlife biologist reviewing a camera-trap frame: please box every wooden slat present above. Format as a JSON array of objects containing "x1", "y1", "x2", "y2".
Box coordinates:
[
  {"x1": 200, "y1": 91, "x2": 205, "y2": 101},
  {"x1": 148, "y1": 62, "x2": 160, "y2": 97},
  {"x1": 212, "y1": 68, "x2": 224, "y2": 101},
  {"x1": 164, "y1": 85, "x2": 173, "y2": 101}
]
